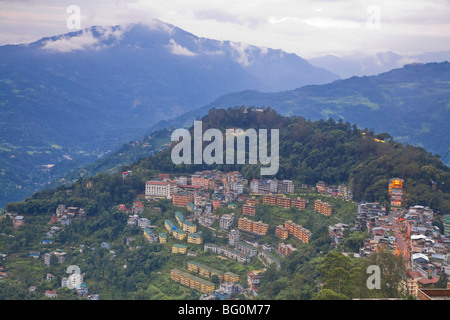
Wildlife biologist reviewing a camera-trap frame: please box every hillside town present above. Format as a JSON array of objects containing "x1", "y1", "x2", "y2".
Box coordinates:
[
  {"x1": 1, "y1": 169, "x2": 449, "y2": 300},
  {"x1": 134, "y1": 171, "x2": 450, "y2": 299}
]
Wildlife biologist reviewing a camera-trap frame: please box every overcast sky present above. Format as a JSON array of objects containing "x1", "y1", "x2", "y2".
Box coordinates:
[{"x1": 1, "y1": 0, "x2": 449, "y2": 58}]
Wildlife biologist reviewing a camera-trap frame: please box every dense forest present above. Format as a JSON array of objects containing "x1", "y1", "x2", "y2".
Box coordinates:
[{"x1": 1, "y1": 107, "x2": 449, "y2": 300}]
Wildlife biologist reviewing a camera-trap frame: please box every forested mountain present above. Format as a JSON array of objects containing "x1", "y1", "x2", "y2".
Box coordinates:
[
  {"x1": 0, "y1": 19, "x2": 338, "y2": 208},
  {"x1": 1, "y1": 107, "x2": 449, "y2": 300},
  {"x1": 7, "y1": 107, "x2": 450, "y2": 216},
  {"x1": 152, "y1": 62, "x2": 450, "y2": 168},
  {"x1": 53, "y1": 61, "x2": 450, "y2": 193},
  {"x1": 2, "y1": 107, "x2": 449, "y2": 300}
]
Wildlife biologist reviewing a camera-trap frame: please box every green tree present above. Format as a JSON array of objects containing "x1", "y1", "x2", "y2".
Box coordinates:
[
  {"x1": 435, "y1": 271, "x2": 448, "y2": 289},
  {"x1": 313, "y1": 288, "x2": 349, "y2": 300},
  {"x1": 211, "y1": 274, "x2": 220, "y2": 285},
  {"x1": 360, "y1": 251, "x2": 407, "y2": 298}
]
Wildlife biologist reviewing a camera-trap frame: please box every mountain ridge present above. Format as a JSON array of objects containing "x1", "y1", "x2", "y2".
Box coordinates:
[
  {"x1": 153, "y1": 61, "x2": 450, "y2": 165},
  {"x1": 308, "y1": 50, "x2": 450, "y2": 79},
  {"x1": 0, "y1": 19, "x2": 338, "y2": 208}
]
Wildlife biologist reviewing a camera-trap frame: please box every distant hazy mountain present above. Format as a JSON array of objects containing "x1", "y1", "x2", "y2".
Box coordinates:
[
  {"x1": 149, "y1": 62, "x2": 450, "y2": 167},
  {"x1": 308, "y1": 50, "x2": 450, "y2": 79},
  {"x1": 0, "y1": 19, "x2": 338, "y2": 208}
]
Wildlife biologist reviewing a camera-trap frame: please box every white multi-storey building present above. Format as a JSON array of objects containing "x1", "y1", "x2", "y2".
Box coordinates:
[
  {"x1": 220, "y1": 214, "x2": 235, "y2": 231},
  {"x1": 145, "y1": 181, "x2": 177, "y2": 199},
  {"x1": 249, "y1": 179, "x2": 259, "y2": 194}
]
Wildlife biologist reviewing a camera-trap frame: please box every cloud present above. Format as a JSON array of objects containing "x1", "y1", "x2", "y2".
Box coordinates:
[
  {"x1": 41, "y1": 25, "x2": 125, "y2": 53},
  {"x1": 397, "y1": 56, "x2": 421, "y2": 67},
  {"x1": 143, "y1": 18, "x2": 175, "y2": 35},
  {"x1": 41, "y1": 30, "x2": 100, "y2": 52},
  {"x1": 301, "y1": 18, "x2": 361, "y2": 29},
  {"x1": 194, "y1": 9, "x2": 242, "y2": 24},
  {"x1": 268, "y1": 16, "x2": 300, "y2": 24},
  {"x1": 229, "y1": 41, "x2": 253, "y2": 66},
  {"x1": 1, "y1": 0, "x2": 450, "y2": 58},
  {"x1": 166, "y1": 39, "x2": 197, "y2": 56}
]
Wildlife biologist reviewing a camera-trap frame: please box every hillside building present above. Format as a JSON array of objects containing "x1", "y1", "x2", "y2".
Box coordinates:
[
  {"x1": 172, "y1": 193, "x2": 195, "y2": 207},
  {"x1": 285, "y1": 220, "x2": 312, "y2": 243},
  {"x1": 171, "y1": 269, "x2": 215, "y2": 294},
  {"x1": 275, "y1": 225, "x2": 289, "y2": 240},
  {"x1": 242, "y1": 204, "x2": 256, "y2": 216},
  {"x1": 171, "y1": 244, "x2": 187, "y2": 254},
  {"x1": 314, "y1": 199, "x2": 333, "y2": 216},
  {"x1": 220, "y1": 213, "x2": 235, "y2": 231},
  {"x1": 145, "y1": 181, "x2": 177, "y2": 199},
  {"x1": 238, "y1": 217, "x2": 269, "y2": 235}
]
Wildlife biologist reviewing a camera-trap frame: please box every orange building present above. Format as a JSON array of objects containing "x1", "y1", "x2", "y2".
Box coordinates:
[
  {"x1": 388, "y1": 178, "x2": 403, "y2": 195},
  {"x1": 238, "y1": 217, "x2": 268, "y2": 235},
  {"x1": 314, "y1": 200, "x2": 333, "y2": 216},
  {"x1": 242, "y1": 204, "x2": 256, "y2": 216},
  {"x1": 238, "y1": 217, "x2": 254, "y2": 233},
  {"x1": 316, "y1": 181, "x2": 328, "y2": 193},
  {"x1": 285, "y1": 220, "x2": 311, "y2": 243},
  {"x1": 275, "y1": 225, "x2": 289, "y2": 240},
  {"x1": 213, "y1": 200, "x2": 221, "y2": 211},
  {"x1": 263, "y1": 195, "x2": 306, "y2": 210},
  {"x1": 291, "y1": 199, "x2": 306, "y2": 210},
  {"x1": 252, "y1": 221, "x2": 269, "y2": 235},
  {"x1": 172, "y1": 193, "x2": 195, "y2": 207},
  {"x1": 276, "y1": 197, "x2": 291, "y2": 209},
  {"x1": 191, "y1": 175, "x2": 211, "y2": 189},
  {"x1": 245, "y1": 198, "x2": 260, "y2": 206},
  {"x1": 389, "y1": 178, "x2": 404, "y2": 208},
  {"x1": 262, "y1": 195, "x2": 277, "y2": 206}
]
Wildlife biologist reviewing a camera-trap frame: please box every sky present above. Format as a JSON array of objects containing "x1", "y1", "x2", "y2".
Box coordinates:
[{"x1": 1, "y1": 0, "x2": 450, "y2": 59}]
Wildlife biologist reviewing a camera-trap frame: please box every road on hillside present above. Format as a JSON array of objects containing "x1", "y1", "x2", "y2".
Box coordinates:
[{"x1": 388, "y1": 211, "x2": 410, "y2": 267}]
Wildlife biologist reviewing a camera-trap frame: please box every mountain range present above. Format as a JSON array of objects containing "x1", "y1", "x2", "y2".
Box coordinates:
[
  {"x1": 308, "y1": 50, "x2": 450, "y2": 79},
  {"x1": 53, "y1": 60, "x2": 450, "y2": 196},
  {"x1": 1, "y1": 19, "x2": 449, "y2": 209},
  {"x1": 152, "y1": 61, "x2": 450, "y2": 166}
]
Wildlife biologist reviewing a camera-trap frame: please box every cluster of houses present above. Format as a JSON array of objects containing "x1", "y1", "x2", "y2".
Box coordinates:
[
  {"x1": 1, "y1": 212, "x2": 26, "y2": 229},
  {"x1": 203, "y1": 227, "x2": 282, "y2": 269},
  {"x1": 164, "y1": 211, "x2": 204, "y2": 248},
  {"x1": 118, "y1": 200, "x2": 145, "y2": 215},
  {"x1": 143, "y1": 171, "x2": 311, "y2": 297},
  {"x1": 348, "y1": 197, "x2": 450, "y2": 297},
  {"x1": 6, "y1": 167, "x2": 448, "y2": 300},
  {"x1": 146, "y1": 171, "x2": 245, "y2": 204},
  {"x1": 315, "y1": 181, "x2": 353, "y2": 200},
  {"x1": 403, "y1": 205, "x2": 450, "y2": 294},
  {"x1": 249, "y1": 179, "x2": 295, "y2": 195},
  {"x1": 22, "y1": 203, "x2": 100, "y2": 299},
  {"x1": 145, "y1": 171, "x2": 248, "y2": 229},
  {"x1": 50, "y1": 204, "x2": 86, "y2": 226}
]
